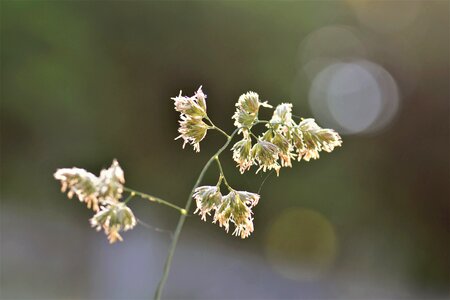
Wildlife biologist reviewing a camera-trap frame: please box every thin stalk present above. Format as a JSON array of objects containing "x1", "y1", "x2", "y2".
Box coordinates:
[
  {"x1": 205, "y1": 116, "x2": 230, "y2": 139},
  {"x1": 122, "y1": 193, "x2": 135, "y2": 204},
  {"x1": 124, "y1": 187, "x2": 186, "y2": 215},
  {"x1": 249, "y1": 131, "x2": 260, "y2": 141},
  {"x1": 214, "y1": 156, "x2": 233, "y2": 191},
  {"x1": 212, "y1": 126, "x2": 230, "y2": 139},
  {"x1": 154, "y1": 128, "x2": 238, "y2": 300}
]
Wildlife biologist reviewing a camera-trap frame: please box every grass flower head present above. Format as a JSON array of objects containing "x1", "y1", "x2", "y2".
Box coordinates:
[
  {"x1": 90, "y1": 201, "x2": 137, "y2": 244},
  {"x1": 231, "y1": 137, "x2": 254, "y2": 173},
  {"x1": 297, "y1": 118, "x2": 342, "y2": 161},
  {"x1": 54, "y1": 167, "x2": 100, "y2": 211},
  {"x1": 172, "y1": 86, "x2": 207, "y2": 118},
  {"x1": 252, "y1": 140, "x2": 281, "y2": 175},
  {"x1": 193, "y1": 185, "x2": 222, "y2": 221},
  {"x1": 176, "y1": 115, "x2": 209, "y2": 152},
  {"x1": 232, "y1": 91, "x2": 272, "y2": 131}
]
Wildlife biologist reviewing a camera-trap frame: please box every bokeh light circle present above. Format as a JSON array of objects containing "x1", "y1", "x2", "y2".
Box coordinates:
[
  {"x1": 309, "y1": 60, "x2": 400, "y2": 135},
  {"x1": 265, "y1": 208, "x2": 338, "y2": 281}
]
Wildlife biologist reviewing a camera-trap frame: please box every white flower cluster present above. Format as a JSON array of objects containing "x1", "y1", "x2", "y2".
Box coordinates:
[
  {"x1": 232, "y1": 99, "x2": 342, "y2": 175},
  {"x1": 54, "y1": 160, "x2": 136, "y2": 243},
  {"x1": 173, "y1": 87, "x2": 209, "y2": 152},
  {"x1": 232, "y1": 91, "x2": 272, "y2": 132},
  {"x1": 193, "y1": 186, "x2": 259, "y2": 239},
  {"x1": 54, "y1": 159, "x2": 125, "y2": 211},
  {"x1": 90, "y1": 200, "x2": 137, "y2": 244},
  {"x1": 54, "y1": 167, "x2": 100, "y2": 211}
]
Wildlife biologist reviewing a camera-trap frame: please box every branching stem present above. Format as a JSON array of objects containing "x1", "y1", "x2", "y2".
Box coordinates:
[
  {"x1": 205, "y1": 116, "x2": 231, "y2": 139},
  {"x1": 215, "y1": 156, "x2": 233, "y2": 191},
  {"x1": 122, "y1": 193, "x2": 135, "y2": 204},
  {"x1": 123, "y1": 187, "x2": 186, "y2": 215},
  {"x1": 154, "y1": 127, "x2": 238, "y2": 300},
  {"x1": 249, "y1": 131, "x2": 260, "y2": 141}
]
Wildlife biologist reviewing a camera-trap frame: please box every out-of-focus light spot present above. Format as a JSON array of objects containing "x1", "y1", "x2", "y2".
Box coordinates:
[
  {"x1": 346, "y1": 0, "x2": 422, "y2": 34},
  {"x1": 360, "y1": 61, "x2": 400, "y2": 133},
  {"x1": 264, "y1": 208, "x2": 338, "y2": 281},
  {"x1": 298, "y1": 25, "x2": 367, "y2": 65},
  {"x1": 309, "y1": 60, "x2": 400, "y2": 135},
  {"x1": 328, "y1": 63, "x2": 382, "y2": 133}
]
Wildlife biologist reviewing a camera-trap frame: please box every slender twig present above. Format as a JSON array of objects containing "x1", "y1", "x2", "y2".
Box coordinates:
[
  {"x1": 122, "y1": 193, "x2": 134, "y2": 204},
  {"x1": 212, "y1": 126, "x2": 231, "y2": 139},
  {"x1": 215, "y1": 156, "x2": 233, "y2": 191},
  {"x1": 124, "y1": 187, "x2": 186, "y2": 215},
  {"x1": 154, "y1": 128, "x2": 238, "y2": 300},
  {"x1": 257, "y1": 170, "x2": 274, "y2": 194},
  {"x1": 137, "y1": 219, "x2": 174, "y2": 239},
  {"x1": 249, "y1": 131, "x2": 260, "y2": 141},
  {"x1": 291, "y1": 114, "x2": 304, "y2": 120},
  {"x1": 205, "y1": 116, "x2": 231, "y2": 139}
]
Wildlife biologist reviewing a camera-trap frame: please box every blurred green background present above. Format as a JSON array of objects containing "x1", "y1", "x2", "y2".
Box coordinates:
[{"x1": 1, "y1": 1, "x2": 449, "y2": 299}]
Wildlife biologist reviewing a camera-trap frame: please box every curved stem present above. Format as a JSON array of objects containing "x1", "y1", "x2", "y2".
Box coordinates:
[
  {"x1": 212, "y1": 126, "x2": 230, "y2": 139},
  {"x1": 205, "y1": 116, "x2": 230, "y2": 139},
  {"x1": 124, "y1": 187, "x2": 186, "y2": 215},
  {"x1": 214, "y1": 156, "x2": 233, "y2": 191},
  {"x1": 154, "y1": 128, "x2": 238, "y2": 300}
]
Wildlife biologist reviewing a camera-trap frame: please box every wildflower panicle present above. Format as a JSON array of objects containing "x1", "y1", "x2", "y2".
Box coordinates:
[
  {"x1": 252, "y1": 140, "x2": 281, "y2": 175},
  {"x1": 54, "y1": 159, "x2": 125, "y2": 211},
  {"x1": 54, "y1": 168, "x2": 100, "y2": 211},
  {"x1": 173, "y1": 87, "x2": 207, "y2": 118},
  {"x1": 230, "y1": 97, "x2": 342, "y2": 176},
  {"x1": 194, "y1": 184, "x2": 260, "y2": 239},
  {"x1": 55, "y1": 84, "x2": 343, "y2": 299},
  {"x1": 232, "y1": 91, "x2": 271, "y2": 132},
  {"x1": 174, "y1": 87, "x2": 341, "y2": 238},
  {"x1": 176, "y1": 115, "x2": 209, "y2": 152},
  {"x1": 231, "y1": 137, "x2": 253, "y2": 173},
  {"x1": 55, "y1": 160, "x2": 137, "y2": 243},
  {"x1": 90, "y1": 201, "x2": 137, "y2": 244},
  {"x1": 270, "y1": 103, "x2": 294, "y2": 127},
  {"x1": 193, "y1": 185, "x2": 222, "y2": 221},
  {"x1": 98, "y1": 159, "x2": 125, "y2": 201},
  {"x1": 173, "y1": 86, "x2": 210, "y2": 152},
  {"x1": 296, "y1": 118, "x2": 342, "y2": 161}
]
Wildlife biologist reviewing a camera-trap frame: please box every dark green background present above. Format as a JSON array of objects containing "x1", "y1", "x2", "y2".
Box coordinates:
[{"x1": 1, "y1": 1, "x2": 449, "y2": 299}]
